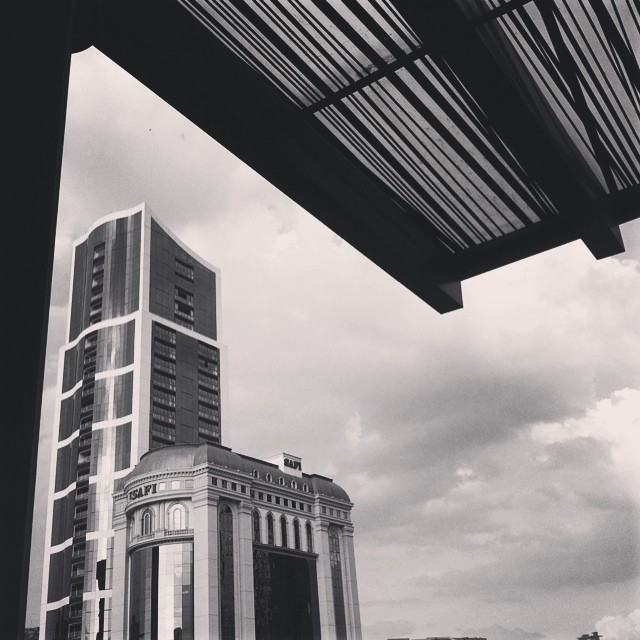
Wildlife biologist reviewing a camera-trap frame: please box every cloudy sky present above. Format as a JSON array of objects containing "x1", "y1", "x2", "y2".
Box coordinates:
[{"x1": 27, "y1": 47, "x2": 640, "y2": 640}]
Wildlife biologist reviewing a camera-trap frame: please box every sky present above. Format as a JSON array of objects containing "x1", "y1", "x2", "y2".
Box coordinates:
[{"x1": 27, "y1": 47, "x2": 640, "y2": 640}]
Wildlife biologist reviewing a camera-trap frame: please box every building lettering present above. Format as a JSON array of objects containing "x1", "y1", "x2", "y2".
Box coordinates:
[{"x1": 128, "y1": 483, "x2": 158, "y2": 501}]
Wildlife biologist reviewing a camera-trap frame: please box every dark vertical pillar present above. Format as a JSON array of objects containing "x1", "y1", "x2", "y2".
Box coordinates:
[{"x1": 4, "y1": 1, "x2": 78, "y2": 638}]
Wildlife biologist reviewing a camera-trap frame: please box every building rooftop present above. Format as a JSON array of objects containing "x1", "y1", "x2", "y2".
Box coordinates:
[{"x1": 122, "y1": 442, "x2": 351, "y2": 502}]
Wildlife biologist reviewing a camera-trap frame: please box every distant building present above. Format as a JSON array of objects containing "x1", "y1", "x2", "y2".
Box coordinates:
[
  {"x1": 388, "y1": 637, "x2": 487, "y2": 640},
  {"x1": 112, "y1": 443, "x2": 361, "y2": 639}
]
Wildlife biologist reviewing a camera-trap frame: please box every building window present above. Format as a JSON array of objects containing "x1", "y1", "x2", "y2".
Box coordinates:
[
  {"x1": 219, "y1": 504, "x2": 235, "y2": 640},
  {"x1": 306, "y1": 521, "x2": 314, "y2": 553},
  {"x1": 252, "y1": 469, "x2": 259, "y2": 478},
  {"x1": 266, "y1": 513, "x2": 274, "y2": 545},
  {"x1": 291, "y1": 480, "x2": 297, "y2": 489},
  {"x1": 265, "y1": 473, "x2": 272, "y2": 482},
  {"x1": 280, "y1": 516, "x2": 288, "y2": 548},
  {"x1": 168, "y1": 503, "x2": 186, "y2": 530},
  {"x1": 278, "y1": 477, "x2": 285, "y2": 486},
  {"x1": 329, "y1": 525, "x2": 347, "y2": 640},
  {"x1": 252, "y1": 510, "x2": 261, "y2": 543},
  {"x1": 141, "y1": 509, "x2": 153, "y2": 536},
  {"x1": 293, "y1": 519, "x2": 301, "y2": 550},
  {"x1": 302, "y1": 483, "x2": 309, "y2": 492},
  {"x1": 175, "y1": 258, "x2": 194, "y2": 282}
]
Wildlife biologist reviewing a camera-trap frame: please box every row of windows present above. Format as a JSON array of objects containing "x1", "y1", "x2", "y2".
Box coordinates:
[
  {"x1": 175, "y1": 258, "x2": 194, "y2": 282},
  {"x1": 198, "y1": 377, "x2": 218, "y2": 394},
  {"x1": 151, "y1": 423, "x2": 177, "y2": 443},
  {"x1": 198, "y1": 342, "x2": 218, "y2": 360},
  {"x1": 252, "y1": 511, "x2": 314, "y2": 553},
  {"x1": 153, "y1": 359, "x2": 176, "y2": 375},
  {"x1": 152, "y1": 405, "x2": 176, "y2": 424},
  {"x1": 154, "y1": 324, "x2": 177, "y2": 345},
  {"x1": 251, "y1": 469, "x2": 309, "y2": 492},
  {"x1": 211, "y1": 477, "x2": 248, "y2": 495},
  {"x1": 154, "y1": 370, "x2": 176, "y2": 391},
  {"x1": 174, "y1": 303, "x2": 194, "y2": 320},
  {"x1": 152, "y1": 388, "x2": 176, "y2": 408},
  {"x1": 321, "y1": 506, "x2": 350, "y2": 520},
  {"x1": 198, "y1": 389, "x2": 219, "y2": 405},
  {"x1": 251, "y1": 489, "x2": 312, "y2": 513},
  {"x1": 154, "y1": 340, "x2": 176, "y2": 360},
  {"x1": 198, "y1": 407, "x2": 218, "y2": 421},
  {"x1": 175, "y1": 286, "x2": 194, "y2": 304}
]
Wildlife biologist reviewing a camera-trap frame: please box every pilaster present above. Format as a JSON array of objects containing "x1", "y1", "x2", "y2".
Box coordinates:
[
  {"x1": 192, "y1": 486, "x2": 219, "y2": 639},
  {"x1": 236, "y1": 502, "x2": 256, "y2": 640}
]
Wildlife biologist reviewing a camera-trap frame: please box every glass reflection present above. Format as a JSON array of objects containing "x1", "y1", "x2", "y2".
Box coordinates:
[{"x1": 129, "y1": 542, "x2": 194, "y2": 640}]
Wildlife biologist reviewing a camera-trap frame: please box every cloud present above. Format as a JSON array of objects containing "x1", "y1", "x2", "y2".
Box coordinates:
[{"x1": 596, "y1": 609, "x2": 640, "y2": 640}]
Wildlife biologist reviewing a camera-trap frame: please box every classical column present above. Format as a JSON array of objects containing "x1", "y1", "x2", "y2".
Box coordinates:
[
  {"x1": 192, "y1": 483, "x2": 219, "y2": 638},
  {"x1": 236, "y1": 501, "x2": 256, "y2": 640}
]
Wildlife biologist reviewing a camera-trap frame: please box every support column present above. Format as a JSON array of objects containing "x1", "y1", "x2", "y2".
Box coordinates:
[
  {"x1": 341, "y1": 527, "x2": 362, "y2": 640},
  {"x1": 7, "y1": 1, "x2": 76, "y2": 637},
  {"x1": 192, "y1": 486, "x2": 219, "y2": 639},
  {"x1": 236, "y1": 502, "x2": 256, "y2": 640}
]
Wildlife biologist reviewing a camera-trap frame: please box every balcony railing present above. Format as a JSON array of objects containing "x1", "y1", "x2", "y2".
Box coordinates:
[{"x1": 164, "y1": 528, "x2": 194, "y2": 537}]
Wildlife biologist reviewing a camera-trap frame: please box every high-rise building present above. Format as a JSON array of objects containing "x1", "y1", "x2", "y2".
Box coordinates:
[{"x1": 40, "y1": 204, "x2": 225, "y2": 639}]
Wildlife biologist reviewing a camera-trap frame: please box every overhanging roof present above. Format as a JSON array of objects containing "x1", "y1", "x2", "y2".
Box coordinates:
[{"x1": 87, "y1": 0, "x2": 640, "y2": 312}]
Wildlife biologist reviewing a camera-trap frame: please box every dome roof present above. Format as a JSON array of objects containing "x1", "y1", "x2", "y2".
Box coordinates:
[{"x1": 122, "y1": 443, "x2": 350, "y2": 502}]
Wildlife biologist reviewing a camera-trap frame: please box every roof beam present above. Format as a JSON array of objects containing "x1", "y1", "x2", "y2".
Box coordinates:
[
  {"x1": 94, "y1": 0, "x2": 463, "y2": 312},
  {"x1": 394, "y1": 0, "x2": 625, "y2": 260}
]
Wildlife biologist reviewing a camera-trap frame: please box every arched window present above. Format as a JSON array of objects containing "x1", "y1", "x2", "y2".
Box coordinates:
[
  {"x1": 141, "y1": 509, "x2": 153, "y2": 536},
  {"x1": 266, "y1": 513, "x2": 274, "y2": 545},
  {"x1": 302, "y1": 483, "x2": 309, "y2": 492},
  {"x1": 329, "y1": 526, "x2": 347, "y2": 640},
  {"x1": 293, "y1": 519, "x2": 301, "y2": 550},
  {"x1": 291, "y1": 480, "x2": 297, "y2": 490},
  {"x1": 219, "y1": 504, "x2": 235, "y2": 640},
  {"x1": 265, "y1": 473, "x2": 272, "y2": 482},
  {"x1": 252, "y1": 469, "x2": 259, "y2": 479},
  {"x1": 280, "y1": 516, "x2": 288, "y2": 548},
  {"x1": 252, "y1": 510, "x2": 261, "y2": 543},
  {"x1": 278, "y1": 477, "x2": 285, "y2": 486},
  {"x1": 306, "y1": 521, "x2": 313, "y2": 553},
  {"x1": 168, "y1": 503, "x2": 186, "y2": 530}
]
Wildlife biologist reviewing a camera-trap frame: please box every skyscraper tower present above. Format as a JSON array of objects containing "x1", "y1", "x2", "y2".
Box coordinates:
[{"x1": 40, "y1": 204, "x2": 224, "y2": 639}]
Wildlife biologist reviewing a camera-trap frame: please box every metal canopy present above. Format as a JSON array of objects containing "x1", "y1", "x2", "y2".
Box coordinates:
[{"x1": 91, "y1": 0, "x2": 640, "y2": 312}]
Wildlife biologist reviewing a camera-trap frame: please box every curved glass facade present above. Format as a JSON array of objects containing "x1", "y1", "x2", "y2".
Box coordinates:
[
  {"x1": 69, "y1": 213, "x2": 141, "y2": 341},
  {"x1": 129, "y1": 542, "x2": 194, "y2": 640}
]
